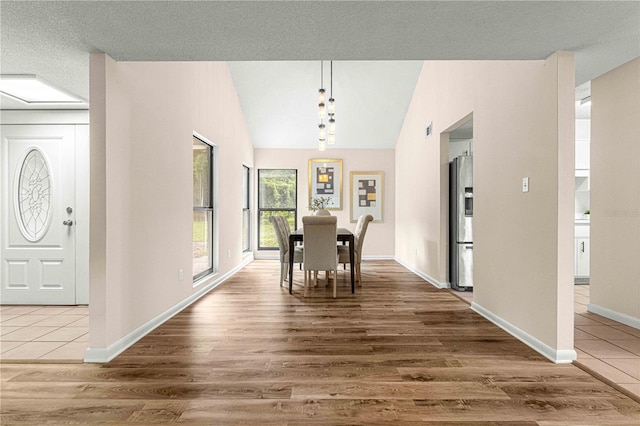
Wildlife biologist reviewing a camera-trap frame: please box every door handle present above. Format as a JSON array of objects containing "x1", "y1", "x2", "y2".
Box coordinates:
[
  {"x1": 581, "y1": 241, "x2": 584, "y2": 253},
  {"x1": 63, "y1": 220, "x2": 73, "y2": 226}
]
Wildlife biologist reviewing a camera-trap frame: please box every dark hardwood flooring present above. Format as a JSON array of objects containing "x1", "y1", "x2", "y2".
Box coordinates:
[{"x1": 2, "y1": 260, "x2": 639, "y2": 424}]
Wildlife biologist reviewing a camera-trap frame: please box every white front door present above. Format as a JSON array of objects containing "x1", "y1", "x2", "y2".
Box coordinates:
[{"x1": 1, "y1": 125, "x2": 76, "y2": 305}]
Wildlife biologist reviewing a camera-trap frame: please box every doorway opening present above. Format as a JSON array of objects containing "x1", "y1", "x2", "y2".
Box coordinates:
[{"x1": 446, "y1": 117, "x2": 474, "y2": 297}]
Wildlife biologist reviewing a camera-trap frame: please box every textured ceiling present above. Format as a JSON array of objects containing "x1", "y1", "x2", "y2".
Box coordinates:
[{"x1": 1, "y1": 1, "x2": 638, "y2": 148}]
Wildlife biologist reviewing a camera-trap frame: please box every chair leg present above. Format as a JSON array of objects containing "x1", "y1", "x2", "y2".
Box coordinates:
[
  {"x1": 332, "y1": 268, "x2": 337, "y2": 298},
  {"x1": 279, "y1": 262, "x2": 285, "y2": 287},
  {"x1": 357, "y1": 262, "x2": 362, "y2": 287},
  {"x1": 303, "y1": 270, "x2": 308, "y2": 297}
]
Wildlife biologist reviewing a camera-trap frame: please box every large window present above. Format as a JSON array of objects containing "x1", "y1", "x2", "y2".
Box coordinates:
[
  {"x1": 258, "y1": 169, "x2": 297, "y2": 250},
  {"x1": 193, "y1": 135, "x2": 216, "y2": 280},
  {"x1": 242, "y1": 165, "x2": 251, "y2": 253}
]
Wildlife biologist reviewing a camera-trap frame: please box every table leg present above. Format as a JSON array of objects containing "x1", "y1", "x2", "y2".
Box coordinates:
[
  {"x1": 289, "y1": 235, "x2": 294, "y2": 294},
  {"x1": 349, "y1": 235, "x2": 355, "y2": 293}
]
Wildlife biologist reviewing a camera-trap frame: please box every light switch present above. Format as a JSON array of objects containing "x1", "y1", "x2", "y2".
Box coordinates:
[{"x1": 522, "y1": 177, "x2": 529, "y2": 193}]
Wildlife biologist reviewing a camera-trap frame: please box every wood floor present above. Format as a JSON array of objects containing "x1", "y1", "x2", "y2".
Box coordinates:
[{"x1": 2, "y1": 260, "x2": 640, "y2": 425}]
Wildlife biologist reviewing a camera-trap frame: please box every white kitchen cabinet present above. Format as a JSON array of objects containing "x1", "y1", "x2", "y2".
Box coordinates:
[
  {"x1": 576, "y1": 139, "x2": 590, "y2": 170},
  {"x1": 575, "y1": 225, "x2": 590, "y2": 279}
]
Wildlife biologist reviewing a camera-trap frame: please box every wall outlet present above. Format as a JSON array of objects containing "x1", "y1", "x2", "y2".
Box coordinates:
[
  {"x1": 522, "y1": 177, "x2": 529, "y2": 193},
  {"x1": 178, "y1": 268, "x2": 184, "y2": 281},
  {"x1": 227, "y1": 249, "x2": 231, "y2": 258}
]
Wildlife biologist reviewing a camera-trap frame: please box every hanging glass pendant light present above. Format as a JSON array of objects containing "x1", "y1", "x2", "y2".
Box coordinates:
[
  {"x1": 319, "y1": 122, "x2": 326, "y2": 152},
  {"x1": 327, "y1": 117, "x2": 335, "y2": 145},
  {"x1": 316, "y1": 60, "x2": 335, "y2": 151}
]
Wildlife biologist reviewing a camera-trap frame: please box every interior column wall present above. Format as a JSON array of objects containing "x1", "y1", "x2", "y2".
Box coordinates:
[
  {"x1": 395, "y1": 52, "x2": 576, "y2": 361},
  {"x1": 89, "y1": 54, "x2": 254, "y2": 356},
  {"x1": 590, "y1": 58, "x2": 640, "y2": 326}
]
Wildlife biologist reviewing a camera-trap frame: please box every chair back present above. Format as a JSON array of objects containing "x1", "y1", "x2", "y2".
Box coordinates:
[
  {"x1": 269, "y1": 215, "x2": 290, "y2": 262},
  {"x1": 302, "y1": 215, "x2": 338, "y2": 271},
  {"x1": 354, "y1": 214, "x2": 374, "y2": 262}
]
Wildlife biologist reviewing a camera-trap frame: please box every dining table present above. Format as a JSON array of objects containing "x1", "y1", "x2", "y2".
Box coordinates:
[{"x1": 288, "y1": 227, "x2": 355, "y2": 295}]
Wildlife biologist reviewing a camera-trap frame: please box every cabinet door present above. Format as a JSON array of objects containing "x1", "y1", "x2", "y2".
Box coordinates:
[{"x1": 576, "y1": 237, "x2": 590, "y2": 277}]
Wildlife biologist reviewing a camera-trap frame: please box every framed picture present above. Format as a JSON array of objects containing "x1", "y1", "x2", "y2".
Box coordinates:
[
  {"x1": 350, "y1": 171, "x2": 384, "y2": 222},
  {"x1": 308, "y1": 159, "x2": 342, "y2": 210}
]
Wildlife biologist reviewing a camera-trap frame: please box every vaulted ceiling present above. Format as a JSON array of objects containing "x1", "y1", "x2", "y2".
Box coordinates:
[{"x1": 1, "y1": 1, "x2": 638, "y2": 148}]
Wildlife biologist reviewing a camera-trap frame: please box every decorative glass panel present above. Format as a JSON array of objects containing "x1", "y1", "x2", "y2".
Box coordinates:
[{"x1": 16, "y1": 148, "x2": 53, "y2": 242}]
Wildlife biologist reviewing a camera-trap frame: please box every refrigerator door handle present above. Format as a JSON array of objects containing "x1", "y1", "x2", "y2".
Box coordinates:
[
  {"x1": 465, "y1": 245, "x2": 473, "y2": 249},
  {"x1": 581, "y1": 241, "x2": 585, "y2": 253}
]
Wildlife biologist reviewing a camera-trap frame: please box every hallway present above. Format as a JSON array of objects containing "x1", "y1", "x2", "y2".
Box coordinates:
[
  {"x1": 1, "y1": 266, "x2": 639, "y2": 404},
  {"x1": 1, "y1": 260, "x2": 639, "y2": 424}
]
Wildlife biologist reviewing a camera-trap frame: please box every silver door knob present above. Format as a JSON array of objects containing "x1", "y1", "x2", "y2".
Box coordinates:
[{"x1": 63, "y1": 220, "x2": 73, "y2": 226}]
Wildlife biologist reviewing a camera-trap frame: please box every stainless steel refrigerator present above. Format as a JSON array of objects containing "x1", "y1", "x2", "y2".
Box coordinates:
[{"x1": 449, "y1": 154, "x2": 473, "y2": 291}]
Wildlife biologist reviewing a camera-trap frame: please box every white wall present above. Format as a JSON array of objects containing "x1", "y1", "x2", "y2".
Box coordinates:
[
  {"x1": 254, "y1": 149, "x2": 395, "y2": 258},
  {"x1": 89, "y1": 54, "x2": 254, "y2": 358},
  {"x1": 395, "y1": 52, "x2": 576, "y2": 362},
  {"x1": 590, "y1": 58, "x2": 640, "y2": 327}
]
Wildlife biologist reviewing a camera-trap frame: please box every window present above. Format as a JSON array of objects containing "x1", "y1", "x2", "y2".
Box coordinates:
[
  {"x1": 258, "y1": 169, "x2": 297, "y2": 250},
  {"x1": 242, "y1": 165, "x2": 251, "y2": 252},
  {"x1": 193, "y1": 135, "x2": 216, "y2": 280}
]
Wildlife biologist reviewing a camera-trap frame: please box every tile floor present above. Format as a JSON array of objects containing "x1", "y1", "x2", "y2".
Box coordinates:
[
  {"x1": 452, "y1": 285, "x2": 640, "y2": 402},
  {"x1": 573, "y1": 284, "x2": 640, "y2": 401},
  {"x1": 0, "y1": 305, "x2": 88, "y2": 362}
]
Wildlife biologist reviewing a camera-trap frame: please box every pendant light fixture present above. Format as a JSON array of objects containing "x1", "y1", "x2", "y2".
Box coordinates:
[{"x1": 317, "y1": 60, "x2": 335, "y2": 151}]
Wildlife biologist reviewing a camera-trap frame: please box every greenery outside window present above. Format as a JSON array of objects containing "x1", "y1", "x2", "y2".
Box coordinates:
[{"x1": 258, "y1": 169, "x2": 297, "y2": 250}]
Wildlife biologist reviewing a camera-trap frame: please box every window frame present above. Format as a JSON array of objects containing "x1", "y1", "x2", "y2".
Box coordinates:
[
  {"x1": 242, "y1": 164, "x2": 251, "y2": 253},
  {"x1": 192, "y1": 133, "x2": 218, "y2": 282},
  {"x1": 257, "y1": 169, "x2": 298, "y2": 251}
]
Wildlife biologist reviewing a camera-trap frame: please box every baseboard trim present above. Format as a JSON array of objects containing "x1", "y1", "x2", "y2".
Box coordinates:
[
  {"x1": 362, "y1": 255, "x2": 395, "y2": 260},
  {"x1": 587, "y1": 303, "x2": 640, "y2": 330},
  {"x1": 84, "y1": 256, "x2": 253, "y2": 363},
  {"x1": 471, "y1": 301, "x2": 577, "y2": 364},
  {"x1": 253, "y1": 251, "x2": 279, "y2": 260},
  {"x1": 394, "y1": 258, "x2": 449, "y2": 289}
]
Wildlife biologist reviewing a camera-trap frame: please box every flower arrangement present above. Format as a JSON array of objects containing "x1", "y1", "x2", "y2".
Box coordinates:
[{"x1": 309, "y1": 196, "x2": 333, "y2": 212}]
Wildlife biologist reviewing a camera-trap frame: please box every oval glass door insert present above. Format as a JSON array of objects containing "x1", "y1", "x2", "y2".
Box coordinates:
[{"x1": 15, "y1": 148, "x2": 53, "y2": 241}]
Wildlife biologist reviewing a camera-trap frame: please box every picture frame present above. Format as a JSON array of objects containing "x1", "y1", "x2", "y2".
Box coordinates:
[
  {"x1": 350, "y1": 171, "x2": 384, "y2": 222},
  {"x1": 308, "y1": 159, "x2": 343, "y2": 210}
]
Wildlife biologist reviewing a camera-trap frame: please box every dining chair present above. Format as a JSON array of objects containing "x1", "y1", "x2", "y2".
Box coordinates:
[
  {"x1": 338, "y1": 214, "x2": 373, "y2": 286},
  {"x1": 269, "y1": 215, "x2": 302, "y2": 287},
  {"x1": 302, "y1": 215, "x2": 339, "y2": 298}
]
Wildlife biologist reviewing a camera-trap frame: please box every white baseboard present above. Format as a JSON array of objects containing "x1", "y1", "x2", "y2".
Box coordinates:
[
  {"x1": 471, "y1": 302, "x2": 577, "y2": 364},
  {"x1": 587, "y1": 303, "x2": 640, "y2": 330},
  {"x1": 84, "y1": 255, "x2": 254, "y2": 363},
  {"x1": 394, "y1": 258, "x2": 450, "y2": 289},
  {"x1": 362, "y1": 255, "x2": 395, "y2": 260},
  {"x1": 253, "y1": 251, "x2": 279, "y2": 260}
]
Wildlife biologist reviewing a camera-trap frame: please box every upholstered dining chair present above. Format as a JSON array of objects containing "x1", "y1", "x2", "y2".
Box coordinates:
[
  {"x1": 269, "y1": 215, "x2": 303, "y2": 287},
  {"x1": 338, "y1": 214, "x2": 373, "y2": 286},
  {"x1": 302, "y1": 215, "x2": 339, "y2": 298}
]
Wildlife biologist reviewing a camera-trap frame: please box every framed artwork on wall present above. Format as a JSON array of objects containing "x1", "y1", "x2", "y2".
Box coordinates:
[
  {"x1": 308, "y1": 158, "x2": 343, "y2": 210},
  {"x1": 350, "y1": 171, "x2": 384, "y2": 222}
]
